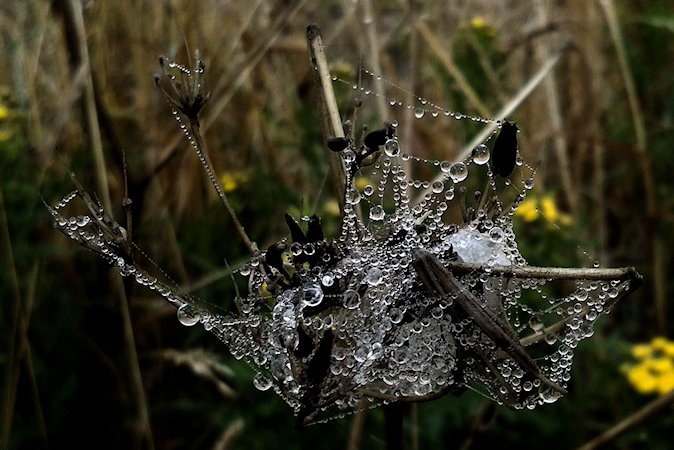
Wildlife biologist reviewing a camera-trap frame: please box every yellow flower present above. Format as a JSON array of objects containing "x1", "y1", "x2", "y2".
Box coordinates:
[
  {"x1": 514, "y1": 198, "x2": 538, "y2": 222},
  {"x1": 516, "y1": 195, "x2": 572, "y2": 226},
  {"x1": 323, "y1": 199, "x2": 341, "y2": 217},
  {"x1": 219, "y1": 171, "x2": 247, "y2": 193},
  {"x1": 471, "y1": 17, "x2": 487, "y2": 30},
  {"x1": 626, "y1": 364, "x2": 658, "y2": 394},
  {"x1": 656, "y1": 371, "x2": 674, "y2": 394},
  {"x1": 648, "y1": 357, "x2": 674, "y2": 373},
  {"x1": 651, "y1": 336, "x2": 674, "y2": 356},
  {"x1": 631, "y1": 344, "x2": 652, "y2": 359},
  {"x1": 0, "y1": 104, "x2": 9, "y2": 120},
  {"x1": 468, "y1": 16, "x2": 496, "y2": 38},
  {"x1": 625, "y1": 337, "x2": 674, "y2": 395},
  {"x1": 541, "y1": 196, "x2": 558, "y2": 222},
  {"x1": 354, "y1": 176, "x2": 369, "y2": 192}
]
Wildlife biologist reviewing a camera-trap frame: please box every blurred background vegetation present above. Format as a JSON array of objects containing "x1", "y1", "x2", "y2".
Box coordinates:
[{"x1": 1, "y1": 0, "x2": 674, "y2": 449}]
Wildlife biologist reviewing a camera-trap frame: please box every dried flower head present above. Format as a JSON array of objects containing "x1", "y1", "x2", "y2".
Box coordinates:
[{"x1": 154, "y1": 50, "x2": 210, "y2": 120}]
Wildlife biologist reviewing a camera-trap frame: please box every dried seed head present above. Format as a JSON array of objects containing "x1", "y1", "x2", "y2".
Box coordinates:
[{"x1": 155, "y1": 50, "x2": 210, "y2": 120}]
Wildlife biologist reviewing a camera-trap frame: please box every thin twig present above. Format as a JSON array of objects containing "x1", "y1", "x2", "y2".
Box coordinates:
[
  {"x1": 576, "y1": 389, "x2": 674, "y2": 450},
  {"x1": 113, "y1": 276, "x2": 155, "y2": 450},
  {"x1": 65, "y1": 0, "x2": 112, "y2": 212},
  {"x1": 188, "y1": 117, "x2": 256, "y2": 254},
  {"x1": 347, "y1": 407, "x2": 367, "y2": 450}
]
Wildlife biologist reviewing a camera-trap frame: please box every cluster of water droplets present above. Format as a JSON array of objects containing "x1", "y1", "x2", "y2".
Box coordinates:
[{"x1": 49, "y1": 69, "x2": 637, "y2": 425}]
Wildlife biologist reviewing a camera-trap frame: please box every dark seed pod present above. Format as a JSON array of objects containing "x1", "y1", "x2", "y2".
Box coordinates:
[
  {"x1": 307, "y1": 329, "x2": 334, "y2": 387},
  {"x1": 284, "y1": 213, "x2": 307, "y2": 244},
  {"x1": 363, "y1": 128, "x2": 388, "y2": 151},
  {"x1": 491, "y1": 121, "x2": 518, "y2": 177},
  {"x1": 296, "y1": 329, "x2": 335, "y2": 428},
  {"x1": 265, "y1": 243, "x2": 287, "y2": 276},
  {"x1": 327, "y1": 137, "x2": 349, "y2": 152},
  {"x1": 306, "y1": 215, "x2": 325, "y2": 242},
  {"x1": 363, "y1": 123, "x2": 395, "y2": 152}
]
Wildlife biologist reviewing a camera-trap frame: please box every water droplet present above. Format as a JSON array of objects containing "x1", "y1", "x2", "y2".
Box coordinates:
[
  {"x1": 472, "y1": 144, "x2": 490, "y2": 165},
  {"x1": 440, "y1": 161, "x2": 451, "y2": 173},
  {"x1": 364, "y1": 267, "x2": 383, "y2": 286},
  {"x1": 253, "y1": 372, "x2": 273, "y2": 391},
  {"x1": 343, "y1": 149, "x2": 356, "y2": 163},
  {"x1": 431, "y1": 180, "x2": 444, "y2": 194},
  {"x1": 369, "y1": 205, "x2": 385, "y2": 221},
  {"x1": 488, "y1": 226, "x2": 504, "y2": 243},
  {"x1": 384, "y1": 139, "x2": 400, "y2": 157},
  {"x1": 345, "y1": 189, "x2": 361, "y2": 205},
  {"x1": 524, "y1": 177, "x2": 535, "y2": 189},
  {"x1": 343, "y1": 289, "x2": 361, "y2": 309},
  {"x1": 449, "y1": 163, "x2": 468, "y2": 183},
  {"x1": 302, "y1": 283, "x2": 324, "y2": 307},
  {"x1": 321, "y1": 274, "x2": 334, "y2": 287},
  {"x1": 177, "y1": 304, "x2": 200, "y2": 326},
  {"x1": 528, "y1": 316, "x2": 544, "y2": 332},
  {"x1": 290, "y1": 242, "x2": 303, "y2": 256},
  {"x1": 539, "y1": 387, "x2": 562, "y2": 404},
  {"x1": 414, "y1": 107, "x2": 425, "y2": 119},
  {"x1": 445, "y1": 189, "x2": 455, "y2": 200}
]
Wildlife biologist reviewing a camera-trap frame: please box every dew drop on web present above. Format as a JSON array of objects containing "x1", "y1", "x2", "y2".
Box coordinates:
[
  {"x1": 253, "y1": 372, "x2": 273, "y2": 391},
  {"x1": 369, "y1": 205, "x2": 385, "y2": 221},
  {"x1": 472, "y1": 144, "x2": 490, "y2": 165},
  {"x1": 177, "y1": 303, "x2": 200, "y2": 326},
  {"x1": 449, "y1": 162, "x2": 468, "y2": 183},
  {"x1": 384, "y1": 138, "x2": 400, "y2": 157}
]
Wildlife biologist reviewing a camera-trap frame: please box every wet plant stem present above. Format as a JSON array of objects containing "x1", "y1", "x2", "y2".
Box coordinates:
[{"x1": 187, "y1": 117, "x2": 256, "y2": 254}]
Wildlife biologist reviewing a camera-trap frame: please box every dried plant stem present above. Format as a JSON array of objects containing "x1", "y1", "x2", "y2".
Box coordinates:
[
  {"x1": 0, "y1": 189, "x2": 47, "y2": 448},
  {"x1": 212, "y1": 417, "x2": 245, "y2": 450},
  {"x1": 360, "y1": 0, "x2": 388, "y2": 121},
  {"x1": 306, "y1": 24, "x2": 348, "y2": 204},
  {"x1": 414, "y1": 50, "x2": 563, "y2": 205},
  {"x1": 599, "y1": 0, "x2": 665, "y2": 332},
  {"x1": 400, "y1": 1, "x2": 419, "y2": 180},
  {"x1": 113, "y1": 276, "x2": 155, "y2": 450},
  {"x1": 64, "y1": 0, "x2": 112, "y2": 212},
  {"x1": 347, "y1": 408, "x2": 367, "y2": 450},
  {"x1": 188, "y1": 117, "x2": 256, "y2": 254},
  {"x1": 534, "y1": 1, "x2": 576, "y2": 212},
  {"x1": 577, "y1": 388, "x2": 674, "y2": 450},
  {"x1": 417, "y1": 22, "x2": 491, "y2": 118},
  {"x1": 444, "y1": 260, "x2": 640, "y2": 283}
]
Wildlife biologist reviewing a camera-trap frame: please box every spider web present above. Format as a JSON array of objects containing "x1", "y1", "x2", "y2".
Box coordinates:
[{"x1": 48, "y1": 68, "x2": 639, "y2": 425}]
